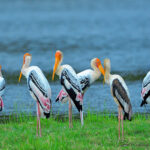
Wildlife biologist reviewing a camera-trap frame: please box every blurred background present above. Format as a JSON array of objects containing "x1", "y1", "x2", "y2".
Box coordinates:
[{"x1": 0, "y1": 0, "x2": 150, "y2": 116}]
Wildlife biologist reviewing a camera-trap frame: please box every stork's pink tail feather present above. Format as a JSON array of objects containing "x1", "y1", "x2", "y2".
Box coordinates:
[{"x1": 0, "y1": 97, "x2": 4, "y2": 111}]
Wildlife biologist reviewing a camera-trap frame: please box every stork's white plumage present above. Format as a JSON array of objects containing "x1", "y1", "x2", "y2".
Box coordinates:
[
  {"x1": 56, "y1": 58, "x2": 105, "y2": 105},
  {"x1": 19, "y1": 53, "x2": 51, "y2": 137},
  {"x1": 141, "y1": 71, "x2": 150, "y2": 106},
  {"x1": 100, "y1": 58, "x2": 132, "y2": 140},
  {"x1": 52, "y1": 50, "x2": 84, "y2": 127},
  {"x1": 0, "y1": 66, "x2": 5, "y2": 111}
]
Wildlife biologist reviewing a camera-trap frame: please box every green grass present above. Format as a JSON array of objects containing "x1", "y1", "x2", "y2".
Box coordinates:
[{"x1": 0, "y1": 113, "x2": 150, "y2": 150}]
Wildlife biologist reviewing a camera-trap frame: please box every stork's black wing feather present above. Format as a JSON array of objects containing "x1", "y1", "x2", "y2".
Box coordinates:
[
  {"x1": 27, "y1": 70, "x2": 51, "y2": 117},
  {"x1": 60, "y1": 68, "x2": 83, "y2": 112},
  {"x1": 112, "y1": 79, "x2": 130, "y2": 105},
  {"x1": 112, "y1": 79, "x2": 132, "y2": 120},
  {"x1": 28, "y1": 70, "x2": 48, "y2": 97},
  {"x1": 61, "y1": 68, "x2": 82, "y2": 93}
]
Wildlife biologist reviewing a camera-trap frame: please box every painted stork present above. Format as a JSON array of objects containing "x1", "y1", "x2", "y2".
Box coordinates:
[
  {"x1": 52, "y1": 51, "x2": 104, "y2": 127},
  {"x1": 141, "y1": 71, "x2": 150, "y2": 106},
  {"x1": 0, "y1": 65, "x2": 5, "y2": 111},
  {"x1": 100, "y1": 58, "x2": 132, "y2": 139},
  {"x1": 55, "y1": 58, "x2": 105, "y2": 126},
  {"x1": 19, "y1": 53, "x2": 51, "y2": 137}
]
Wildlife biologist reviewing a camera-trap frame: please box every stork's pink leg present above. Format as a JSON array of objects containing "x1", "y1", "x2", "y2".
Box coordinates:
[
  {"x1": 36, "y1": 119, "x2": 39, "y2": 136},
  {"x1": 80, "y1": 111, "x2": 83, "y2": 126},
  {"x1": 121, "y1": 111, "x2": 124, "y2": 139},
  {"x1": 39, "y1": 119, "x2": 41, "y2": 137},
  {"x1": 118, "y1": 106, "x2": 121, "y2": 140},
  {"x1": 69, "y1": 99, "x2": 72, "y2": 128},
  {"x1": 37, "y1": 102, "x2": 41, "y2": 137},
  {"x1": 36, "y1": 102, "x2": 39, "y2": 136}
]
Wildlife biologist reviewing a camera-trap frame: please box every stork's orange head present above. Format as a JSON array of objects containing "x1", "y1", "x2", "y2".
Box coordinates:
[
  {"x1": 23, "y1": 53, "x2": 31, "y2": 64},
  {"x1": 55, "y1": 50, "x2": 62, "y2": 61},
  {"x1": 52, "y1": 50, "x2": 63, "y2": 81},
  {"x1": 18, "y1": 53, "x2": 31, "y2": 82},
  {"x1": 96, "y1": 58, "x2": 101, "y2": 67}
]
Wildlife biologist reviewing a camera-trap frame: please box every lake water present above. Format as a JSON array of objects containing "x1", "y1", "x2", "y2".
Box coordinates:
[{"x1": 0, "y1": 0, "x2": 150, "y2": 116}]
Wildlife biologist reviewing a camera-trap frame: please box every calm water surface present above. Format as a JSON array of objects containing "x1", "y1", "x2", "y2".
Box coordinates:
[{"x1": 1, "y1": 81, "x2": 150, "y2": 116}]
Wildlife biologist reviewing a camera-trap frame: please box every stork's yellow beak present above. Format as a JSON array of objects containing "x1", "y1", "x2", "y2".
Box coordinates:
[
  {"x1": 52, "y1": 51, "x2": 62, "y2": 81},
  {"x1": 98, "y1": 64, "x2": 105, "y2": 84},
  {"x1": 52, "y1": 57, "x2": 60, "y2": 81},
  {"x1": 98, "y1": 64, "x2": 105, "y2": 76},
  {"x1": 96, "y1": 58, "x2": 105, "y2": 76},
  {"x1": 18, "y1": 72, "x2": 22, "y2": 82},
  {"x1": 96, "y1": 58, "x2": 105, "y2": 84}
]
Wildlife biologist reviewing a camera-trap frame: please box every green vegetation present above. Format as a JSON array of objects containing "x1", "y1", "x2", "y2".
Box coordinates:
[
  {"x1": 0, "y1": 113, "x2": 150, "y2": 150},
  {"x1": 2, "y1": 70, "x2": 147, "y2": 84}
]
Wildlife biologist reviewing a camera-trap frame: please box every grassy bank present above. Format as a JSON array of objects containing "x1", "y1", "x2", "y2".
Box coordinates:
[{"x1": 0, "y1": 113, "x2": 150, "y2": 150}]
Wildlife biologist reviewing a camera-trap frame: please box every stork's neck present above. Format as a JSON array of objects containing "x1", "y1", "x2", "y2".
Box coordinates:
[
  {"x1": 56, "y1": 65, "x2": 63, "y2": 76},
  {"x1": 92, "y1": 65, "x2": 101, "y2": 80},
  {"x1": 21, "y1": 57, "x2": 31, "y2": 77},
  {"x1": 0, "y1": 70, "x2": 2, "y2": 77},
  {"x1": 90, "y1": 61, "x2": 101, "y2": 82},
  {"x1": 105, "y1": 65, "x2": 111, "y2": 85},
  {"x1": 55, "y1": 57, "x2": 63, "y2": 76}
]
